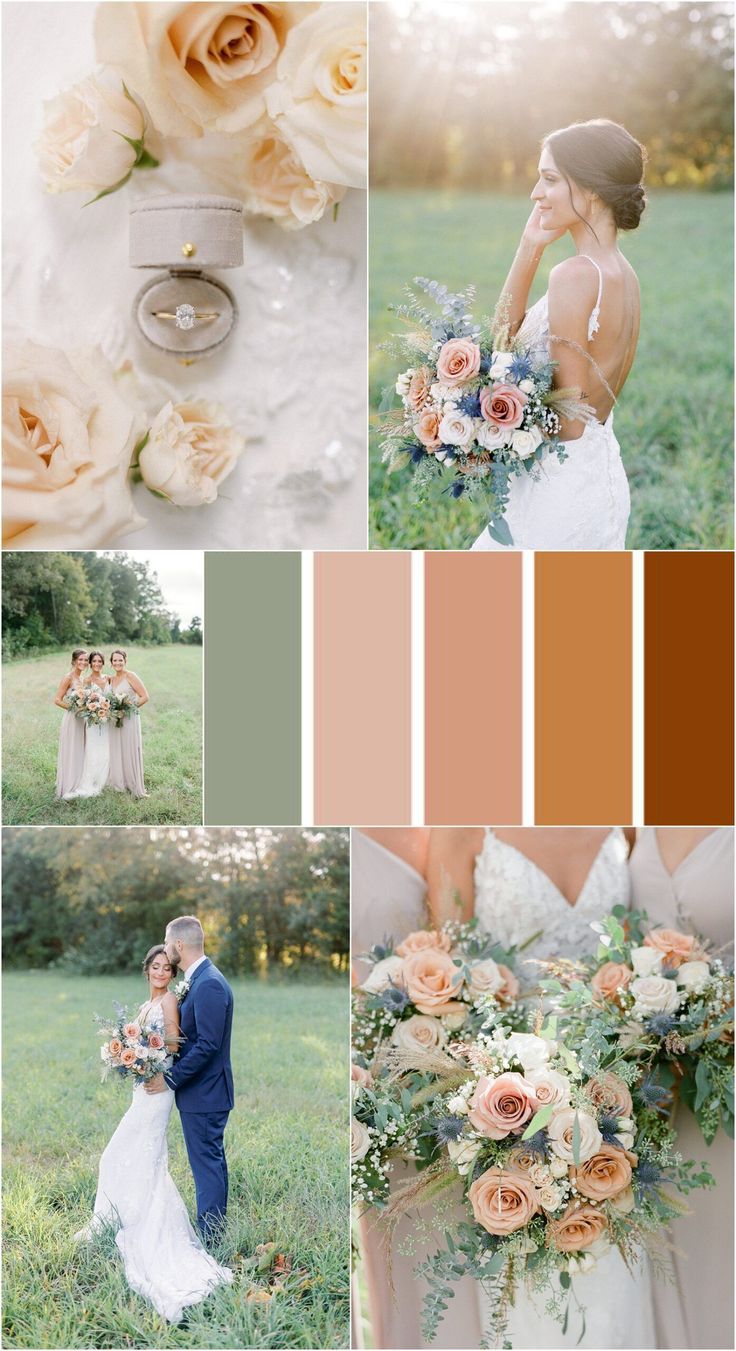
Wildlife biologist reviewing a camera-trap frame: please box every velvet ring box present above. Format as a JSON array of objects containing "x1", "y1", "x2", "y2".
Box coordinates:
[{"x1": 130, "y1": 194, "x2": 244, "y2": 361}]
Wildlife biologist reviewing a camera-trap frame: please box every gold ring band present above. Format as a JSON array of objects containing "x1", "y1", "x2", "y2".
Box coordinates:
[{"x1": 151, "y1": 304, "x2": 219, "y2": 330}]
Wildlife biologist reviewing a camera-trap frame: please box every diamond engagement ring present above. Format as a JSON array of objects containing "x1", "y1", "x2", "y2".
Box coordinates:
[{"x1": 151, "y1": 304, "x2": 219, "y2": 330}]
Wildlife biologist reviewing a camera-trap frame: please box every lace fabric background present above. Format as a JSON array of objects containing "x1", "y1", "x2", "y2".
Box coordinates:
[{"x1": 3, "y1": 1, "x2": 367, "y2": 550}]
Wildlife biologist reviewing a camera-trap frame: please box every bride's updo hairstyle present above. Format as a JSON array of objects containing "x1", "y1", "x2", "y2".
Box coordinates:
[
  {"x1": 544, "y1": 119, "x2": 647, "y2": 231},
  {"x1": 142, "y1": 943, "x2": 178, "y2": 979}
]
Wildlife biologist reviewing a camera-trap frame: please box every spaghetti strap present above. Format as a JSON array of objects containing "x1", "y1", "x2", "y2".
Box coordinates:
[{"x1": 579, "y1": 254, "x2": 603, "y2": 341}]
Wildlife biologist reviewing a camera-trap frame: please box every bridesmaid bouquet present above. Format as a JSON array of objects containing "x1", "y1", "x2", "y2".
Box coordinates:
[
  {"x1": 96, "y1": 1004, "x2": 175, "y2": 1084},
  {"x1": 378, "y1": 278, "x2": 596, "y2": 545},
  {"x1": 541, "y1": 908, "x2": 735, "y2": 1144},
  {"x1": 109, "y1": 691, "x2": 139, "y2": 728},
  {"x1": 352, "y1": 1007, "x2": 714, "y2": 1347}
]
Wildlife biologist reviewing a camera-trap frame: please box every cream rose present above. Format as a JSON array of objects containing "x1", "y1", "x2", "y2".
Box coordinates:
[
  {"x1": 525, "y1": 1067, "x2": 571, "y2": 1109},
  {"x1": 438, "y1": 411, "x2": 475, "y2": 448},
  {"x1": 571, "y1": 1145, "x2": 635, "y2": 1202},
  {"x1": 265, "y1": 3, "x2": 366, "y2": 189},
  {"x1": 676, "y1": 960, "x2": 711, "y2": 994},
  {"x1": 395, "y1": 930, "x2": 452, "y2": 958},
  {"x1": 548, "y1": 1203, "x2": 608, "y2": 1253},
  {"x1": 468, "y1": 1072, "x2": 538, "y2": 1140},
  {"x1": 3, "y1": 339, "x2": 145, "y2": 548},
  {"x1": 351, "y1": 1117, "x2": 371, "y2": 1163},
  {"x1": 538, "y1": 1182, "x2": 566, "y2": 1212},
  {"x1": 511, "y1": 426, "x2": 543, "y2": 459},
  {"x1": 96, "y1": 2, "x2": 303, "y2": 136},
  {"x1": 610, "y1": 1184, "x2": 635, "y2": 1214},
  {"x1": 476, "y1": 420, "x2": 510, "y2": 452},
  {"x1": 401, "y1": 949, "x2": 464, "y2": 1015},
  {"x1": 504, "y1": 1033, "x2": 555, "y2": 1074},
  {"x1": 237, "y1": 119, "x2": 345, "y2": 228},
  {"x1": 468, "y1": 1167, "x2": 539, "y2": 1236},
  {"x1": 139, "y1": 399, "x2": 244, "y2": 507},
  {"x1": 360, "y1": 955, "x2": 404, "y2": 994},
  {"x1": 447, "y1": 1137, "x2": 481, "y2": 1175},
  {"x1": 467, "y1": 958, "x2": 505, "y2": 1001},
  {"x1": 390, "y1": 1014, "x2": 448, "y2": 1054},
  {"x1": 488, "y1": 351, "x2": 515, "y2": 380},
  {"x1": 630, "y1": 945, "x2": 664, "y2": 977},
  {"x1": 630, "y1": 975, "x2": 682, "y2": 1017},
  {"x1": 547, "y1": 1109, "x2": 602, "y2": 1164},
  {"x1": 36, "y1": 75, "x2": 149, "y2": 196}
]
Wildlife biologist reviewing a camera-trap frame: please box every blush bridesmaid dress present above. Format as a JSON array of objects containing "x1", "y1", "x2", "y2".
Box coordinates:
[
  {"x1": 55, "y1": 679, "x2": 86, "y2": 799},
  {"x1": 108, "y1": 676, "x2": 146, "y2": 797}
]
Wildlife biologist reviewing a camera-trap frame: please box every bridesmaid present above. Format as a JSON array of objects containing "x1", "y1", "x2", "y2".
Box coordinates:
[
  {"x1": 629, "y1": 828, "x2": 734, "y2": 1351},
  {"x1": 108, "y1": 648, "x2": 149, "y2": 797},
  {"x1": 54, "y1": 648, "x2": 88, "y2": 799}
]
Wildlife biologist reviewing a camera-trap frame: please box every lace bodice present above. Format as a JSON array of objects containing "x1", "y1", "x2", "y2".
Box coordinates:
[
  {"x1": 474, "y1": 828, "x2": 630, "y2": 965},
  {"x1": 139, "y1": 999, "x2": 166, "y2": 1030}
]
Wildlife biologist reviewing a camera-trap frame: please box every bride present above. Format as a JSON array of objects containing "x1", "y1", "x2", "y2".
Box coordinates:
[
  {"x1": 427, "y1": 826, "x2": 656, "y2": 1350},
  {"x1": 62, "y1": 650, "x2": 111, "y2": 800},
  {"x1": 75, "y1": 945, "x2": 232, "y2": 1323},
  {"x1": 472, "y1": 118, "x2": 644, "y2": 552}
]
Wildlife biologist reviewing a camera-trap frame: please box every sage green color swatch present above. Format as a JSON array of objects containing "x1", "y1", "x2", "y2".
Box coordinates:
[{"x1": 204, "y1": 552, "x2": 301, "y2": 824}]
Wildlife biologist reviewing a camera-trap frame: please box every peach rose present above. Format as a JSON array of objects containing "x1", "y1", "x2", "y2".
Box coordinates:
[
  {"x1": 570, "y1": 1145, "x2": 635, "y2": 1202},
  {"x1": 480, "y1": 383, "x2": 527, "y2": 429},
  {"x1": 236, "y1": 119, "x2": 345, "y2": 228},
  {"x1": 406, "y1": 367, "x2": 432, "y2": 414},
  {"x1": 123, "y1": 1023, "x2": 141, "y2": 1039},
  {"x1": 585, "y1": 1072, "x2": 633, "y2": 1118},
  {"x1": 402, "y1": 949, "x2": 464, "y2": 1015},
  {"x1": 591, "y1": 961, "x2": 633, "y2": 1003},
  {"x1": 436, "y1": 338, "x2": 481, "y2": 387},
  {"x1": 414, "y1": 410, "x2": 442, "y2": 450},
  {"x1": 351, "y1": 1117, "x2": 371, "y2": 1163},
  {"x1": 468, "y1": 1166, "x2": 539, "y2": 1236},
  {"x1": 3, "y1": 340, "x2": 146, "y2": 549},
  {"x1": 644, "y1": 928, "x2": 695, "y2": 969},
  {"x1": 108, "y1": 1038, "x2": 123, "y2": 1056},
  {"x1": 506, "y1": 1145, "x2": 540, "y2": 1177},
  {"x1": 95, "y1": 2, "x2": 305, "y2": 137},
  {"x1": 395, "y1": 929, "x2": 452, "y2": 958},
  {"x1": 468, "y1": 1072, "x2": 538, "y2": 1140},
  {"x1": 147, "y1": 1033, "x2": 164, "y2": 1050},
  {"x1": 139, "y1": 399, "x2": 245, "y2": 507},
  {"x1": 548, "y1": 1203, "x2": 608, "y2": 1253},
  {"x1": 120, "y1": 1047, "x2": 138, "y2": 1067}
]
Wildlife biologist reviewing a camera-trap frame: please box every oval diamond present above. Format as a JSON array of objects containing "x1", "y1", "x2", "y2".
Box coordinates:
[{"x1": 175, "y1": 304, "x2": 196, "y2": 330}]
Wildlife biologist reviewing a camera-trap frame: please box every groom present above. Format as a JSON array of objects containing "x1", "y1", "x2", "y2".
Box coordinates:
[{"x1": 145, "y1": 914, "x2": 234, "y2": 1245}]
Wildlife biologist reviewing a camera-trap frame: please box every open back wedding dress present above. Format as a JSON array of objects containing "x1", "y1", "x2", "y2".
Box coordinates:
[
  {"x1": 472, "y1": 257, "x2": 631, "y2": 551},
  {"x1": 472, "y1": 828, "x2": 656, "y2": 1349},
  {"x1": 76, "y1": 999, "x2": 232, "y2": 1323}
]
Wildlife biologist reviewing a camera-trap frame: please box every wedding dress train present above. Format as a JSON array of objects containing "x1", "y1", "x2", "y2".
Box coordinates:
[{"x1": 76, "y1": 1001, "x2": 232, "y2": 1322}]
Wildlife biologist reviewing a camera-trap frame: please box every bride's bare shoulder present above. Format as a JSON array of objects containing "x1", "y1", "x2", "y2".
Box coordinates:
[{"x1": 548, "y1": 255, "x2": 600, "y2": 306}]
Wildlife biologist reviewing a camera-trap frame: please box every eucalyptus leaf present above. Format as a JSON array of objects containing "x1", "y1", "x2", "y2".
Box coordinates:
[{"x1": 521, "y1": 1103, "x2": 554, "y2": 1139}]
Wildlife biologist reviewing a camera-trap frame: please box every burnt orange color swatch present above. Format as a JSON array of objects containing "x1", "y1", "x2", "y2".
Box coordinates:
[
  {"x1": 314, "y1": 552, "x2": 411, "y2": 824},
  {"x1": 535, "y1": 553, "x2": 632, "y2": 824},
  {"x1": 425, "y1": 552, "x2": 522, "y2": 824},
  {"x1": 644, "y1": 552, "x2": 734, "y2": 824}
]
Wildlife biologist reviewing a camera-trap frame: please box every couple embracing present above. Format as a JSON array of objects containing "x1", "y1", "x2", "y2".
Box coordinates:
[{"x1": 77, "y1": 916, "x2": 235, "y2": 1323}]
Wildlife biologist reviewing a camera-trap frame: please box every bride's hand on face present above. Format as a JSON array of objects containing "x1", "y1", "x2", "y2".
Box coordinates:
[{"x1": 521, "y1": 203, "x2": 568, "y2": 250}]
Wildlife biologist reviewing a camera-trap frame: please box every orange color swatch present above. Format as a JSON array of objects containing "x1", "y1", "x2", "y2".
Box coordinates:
[
  {"x1": 425, "y1": 552, "x2": 522, "y2": 824},
  {"x1": 314, "y1": 552, "x2": 411, "y2": 824},
  {"x1": 535, "y1": 552, "x2": 632, "y2": 824}
]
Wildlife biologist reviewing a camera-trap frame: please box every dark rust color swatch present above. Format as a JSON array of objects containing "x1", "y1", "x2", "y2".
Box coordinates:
[
  {"x1": 535, "y1": 552, "x2": 632, "y2": 824},
  {"x1": 644, "y1": 552, "x2": 734, "y2": 824}
]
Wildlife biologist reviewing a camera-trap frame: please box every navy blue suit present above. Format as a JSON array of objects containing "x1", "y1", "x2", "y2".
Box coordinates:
[{"x1": 165, "y1": 958, "x2": 234, "y2": 1242}]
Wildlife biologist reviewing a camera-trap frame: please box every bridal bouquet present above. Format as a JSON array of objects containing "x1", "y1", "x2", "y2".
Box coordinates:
[
  {"x1": 67, "y1": 686, "x2": 112, "y2": 726},
  {"x1": 109, "y1": 691, "x2": 139, "y2": 728},
  {"x1": 352, "y1": 1009, "x2": 714, "y2": 1347},
  {"x1": 378, "y1": 279, "x2": 595, "y2": 545},
  {"x1": 96, "y1": 1004, "x2": 175, "y2": 1084},
  {"x1": 542, "y1": 909, "x2": 735, "y2": 1144}
]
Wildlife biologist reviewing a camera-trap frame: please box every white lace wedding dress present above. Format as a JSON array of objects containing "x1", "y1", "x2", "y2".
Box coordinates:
[
  {"x1": 471, "y1": 259, "x2": 630, "y2": 551},
  {"x1": 63, "y1": 682, "x2": 111, "y2": 800},
  {"x1": 76, "y1": 1000, "x2": 232, "y2": 1322},
  {"x1": 472, "y1": 828, "x2": 655, "y2": 1349}
]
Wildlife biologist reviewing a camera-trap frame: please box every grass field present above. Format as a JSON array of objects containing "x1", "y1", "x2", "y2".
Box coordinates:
[
  {"x1": 2, "y1": 646, "x2": 202, "y2": 825},
  {"x1": 369, "y1": 189, "x2": 734, "y2": 550},
  {"x1": 2, "y1": 971, "x2": 349, "y2": 1350}
]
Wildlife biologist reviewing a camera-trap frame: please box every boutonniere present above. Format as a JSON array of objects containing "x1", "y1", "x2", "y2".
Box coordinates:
[{"x1": 174, "y1": 979, "x2": 191, "y2": 1003}]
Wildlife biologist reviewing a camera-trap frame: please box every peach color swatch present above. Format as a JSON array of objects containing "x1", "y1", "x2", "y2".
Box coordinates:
[
  {"x1": 314, "y1": 552, "x2": 411, "y2": 824},
  {"x1": 535, "y1": 552, "x2": 632, "y2": 824},
  {"x1": 425, "y1": 552, "x2": 522, "y2": 824}
]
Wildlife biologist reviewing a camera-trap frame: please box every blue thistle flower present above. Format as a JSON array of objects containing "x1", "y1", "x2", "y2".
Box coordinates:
[
  {"x1": 634, "y1": 1158, "x2": 662, "y2": 1198},
  {"x1": 432, "y1": 1116, "x2": 466, "y2": 1145},
  {"x1": 380, "y1": 982, "x2": 411, "y2": 1014},
  {"x1": 645, "y1": 1012, "x2": 677, "y2": 1037},
  {"x1": 410, "y1": 445, "x2": 427, "y2": 465},
  {"x1": 508, "y1": 353, "x2": 534, "y2": 382},
  {"x1": 479, "y1": 352, "x2": 491, "y2": 376},
  {"x1": 457, "y1": 390, "x2": 482, "y2": 418},
  {"x1": 523, "y1": 1130, "x2": 548, "y2": 1158},
  {"x1": 450, "y1": 480, "x2": 466, "y2": 499},
  {"x1": 599, "y1": 1113, "x2": 625, "y2": 1147},
  {"x1": 637, "y1": 1075, "x2": 672, "y2": 1114}
]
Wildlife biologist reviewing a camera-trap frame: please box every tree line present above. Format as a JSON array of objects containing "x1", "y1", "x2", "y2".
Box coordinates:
[
  {"x1": 2, "y1": 552, "x2": 201, "y2": 659},
  {"x1": 2, "y1": 828, "x2": 349, "y2": 976},
  {"x1": 371, "y1": 1, "x2": 733, "y2": 191}
]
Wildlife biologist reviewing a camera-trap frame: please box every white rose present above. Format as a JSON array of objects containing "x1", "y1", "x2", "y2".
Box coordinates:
[
  {"x1": 476, "y1": 419, "x2": 510, "y2": 452},
  {"x1": 676, "y1": 960, "x2": 711, "y2": 994},
  {"x1": 443, "y1": 1010, "x2": 468, "y2": 1031},
  {"x1": 548, "y1": 1108, "x2": 602, "y2": 1163},
  {"x1": 614, "y1": 1116, "x2": 636, "y2": 1150},
  {"x1": 447, "y1": 1138, "x2": 481, "y2": 1175},
  {"x1": 630, "y1": 945, "x2": 663, "y2": 978},
  {"x1": 511, "y1": 426, "x2": 543, "y2": 459},
  {"x1": 396, "y1": 370, "x2": 413, "y2": 396},
  {"x1": 447, "y1": 1094, "x2": 470, "y2": 1117},
  {"x1": 438, "y1": 412, "x2": 475, "y2": 447},
  {"x1": 525, "y1": 1067, "x2": 571, "y2": 1108},
  {"x1": 528, "y1": 1162, "x2": 551, "y2": 1186},
  {"x1": 630, "y1": 975, "x2": 682, "y2": 1017},
  {"x1": 519, "y1": 378, "x2": 535, "y2": 394},
  {"x1": 468, "y1": 958, "x2": 504, "y2": 1000},
  {"x1": 391, "y1": 1014, "x2": 447, "y2": 1054},
  {"x1": 505, "y1": 1032, "x2": 555, "y2": 1074},
  {"x1": 549, "y1": 1155, "x2": 568, "y2": 1179},
  {"x1": 266, "y1": 3, "x2": 366, "y2": 189},
  {"x1": 538, "y1": 1182, "x2": 565, "y2": 1212},
  {"x1": 236, "y1": 118, "x2": 345, "y2": 229},
  {"x1": 361, "y1": 955, "x2": 404, "y2": 994},
  {"x1": 488, "y1": 351, "x2": 515, "y2": 380},
  {"x1": 139, "y1": 399, "x2": 244, "y2": 507},
  {"x1": 36, "y1": 75, "x2": 146, "y2": 196},
  {"x1": 3, "y1": 339, "x2": 146, "y2": 548},
  {"x1": 351, "y1": 1117, "x2": 371, "y2": 1163}
]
